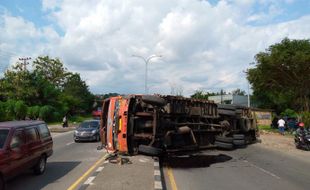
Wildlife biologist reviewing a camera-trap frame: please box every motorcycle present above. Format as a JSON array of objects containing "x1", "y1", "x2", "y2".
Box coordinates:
[{"x1": 294, "y1": 134, "x2": 310, "y2": 151}]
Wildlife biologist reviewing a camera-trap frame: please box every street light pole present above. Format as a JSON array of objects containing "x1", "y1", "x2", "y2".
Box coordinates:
[{"x1": 132, "y1": 54, "x2": 162, "y2": 94}]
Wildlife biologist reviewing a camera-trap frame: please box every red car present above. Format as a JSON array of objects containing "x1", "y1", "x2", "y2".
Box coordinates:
[{"x1": 0, "y1": 121, "x2": 53, "y2": 189}]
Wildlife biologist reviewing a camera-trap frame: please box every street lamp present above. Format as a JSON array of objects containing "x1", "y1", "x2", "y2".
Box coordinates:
[{"x1": 132, "y1": 54, "x2": 162, "y2": 94}]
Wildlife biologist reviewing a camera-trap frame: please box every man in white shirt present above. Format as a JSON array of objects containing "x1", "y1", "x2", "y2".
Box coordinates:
[{"x1": 277, "y1": 118, "x2": 286, "y2": 135}]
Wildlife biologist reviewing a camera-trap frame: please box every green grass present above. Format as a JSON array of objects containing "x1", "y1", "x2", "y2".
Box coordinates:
[
  {"x1": 258, "y1": 125, "x2": 295, "y2": 137},
  {"x1": 258, "y1": 125, "x2": 277, "y2": 132}
]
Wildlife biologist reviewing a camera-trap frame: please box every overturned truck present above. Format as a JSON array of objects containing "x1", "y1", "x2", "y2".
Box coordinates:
[{"x1": 100, "y1": 95, "x2": 258, "y2": 156}]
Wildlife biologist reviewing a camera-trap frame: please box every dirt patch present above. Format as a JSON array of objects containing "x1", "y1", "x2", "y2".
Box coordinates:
[{"x1": 257, "y1": 130, "x2": 310, "y2": 161}]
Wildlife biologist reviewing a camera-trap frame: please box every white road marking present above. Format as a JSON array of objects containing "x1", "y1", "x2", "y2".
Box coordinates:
[
  {"x1": 66, "y1": 142, "x2": 74, "y2": 146},
  {"x1": 154, "y1": 181, "x2": 163, "y2": 189},
  {"x1": 96, "y1": 166, "x2": 104, "y2": 172},
  {"x1": 154, "y1": 162, "x2": 159, "y2": 167},
  {"x1": 84, "y1": 176, "x2": 96, "y2": 185},
  {"x1": 244, "y1": 160, "x2": 281, "y2": 179},
  {"x1": 154, "y1": 170, "x2": 160, "y2": 176}
]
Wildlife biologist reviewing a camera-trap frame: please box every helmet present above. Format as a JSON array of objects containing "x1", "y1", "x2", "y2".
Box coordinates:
[{"x1": 299, "y1": 122, "x2": 305, "y2": 127}]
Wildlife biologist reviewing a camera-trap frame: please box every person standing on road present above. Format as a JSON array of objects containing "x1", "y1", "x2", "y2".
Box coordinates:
[
  {"x1": 277, "y1": 118, "x2": 286, "y2": 135},
  {"x1": 62, "y1": 115, "x2": 68, "y2": 128}
]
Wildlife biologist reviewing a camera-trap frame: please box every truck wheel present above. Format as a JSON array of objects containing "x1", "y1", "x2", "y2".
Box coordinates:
[
  {"x1": 141, "y1": 95, "x2": 166, "y2": 106},
  {"x1": 215, "y1": 136, "x2": 233, "y2": 143},
  {"x1": 34, "y1": 155, "x2": 47, "y2": 175},
  {"x1": 138, "y1": 145, "x2": 163, "y2": 156},
  {"x1": 214, "y1": 141, "x2": 233, "y2": 150},
  {"x1": 233, "y1": 134, "x2": 245, "y2": 140},
  {"x1": 233, "y1": 139, "x2": 246, "y2": 146}
]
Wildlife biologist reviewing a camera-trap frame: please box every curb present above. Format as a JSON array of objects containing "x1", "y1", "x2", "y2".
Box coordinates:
[{"x1": 154, "y1": 157, "x2": 163, "y2": 190}]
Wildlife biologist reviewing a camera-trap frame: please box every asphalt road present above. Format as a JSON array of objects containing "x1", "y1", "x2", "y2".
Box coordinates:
[
  {"x1": 6, "y1": 131, "x2": 105, "y2": 190},
  {"x1": 163, "y1": 144, "x2": 310, "y2": 190}
]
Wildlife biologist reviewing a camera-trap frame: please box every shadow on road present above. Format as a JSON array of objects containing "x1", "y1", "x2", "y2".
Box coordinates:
[
  {"x1": 6, "y1": 161, "x2": 80, "y2": 190},
  {"x1": 163, "y1": 154, "x2": 232, "y2": 168}
]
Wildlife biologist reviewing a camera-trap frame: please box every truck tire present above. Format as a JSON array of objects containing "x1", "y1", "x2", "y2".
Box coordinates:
[
  {"x1": 214, "y1": 141, "x2": 233, "y2": 150},
  {"x1": 138, "y1": 145, "x2": 163, "y2": 156},
  {"x1": 215, "y1": 136, "x2": 233, "y2": 143},
  {"x1": 233, "y1": 134, "x2": 245, "y2": 140},
  {"x1": 240, "y1": 118, "x2": 251, "y2": 132},
  {"x1": 141, "y1": 95, "x2": 166, "y2": 106},
  {"x1": 233, "y1": 139, "x2": 246, "y2": 146}
]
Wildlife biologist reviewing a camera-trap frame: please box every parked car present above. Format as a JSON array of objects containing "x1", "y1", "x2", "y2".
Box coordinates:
[
  {"x1": 73, "y1": 120, "x2": 100, "y2": 142},
  {"x1": 0, "y1": 121, "x2": 53, "y2": 189}
]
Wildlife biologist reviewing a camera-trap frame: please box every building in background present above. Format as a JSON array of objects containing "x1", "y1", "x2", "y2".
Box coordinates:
[{"x1": 208, "y1": 95, "x2": 248, "y2": 107}]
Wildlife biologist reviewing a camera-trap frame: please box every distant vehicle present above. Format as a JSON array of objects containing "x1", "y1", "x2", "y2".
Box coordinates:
[
  {"x1": 0, "y1": 121, "x2": 53, "y2": 189},
  {"x1": 92, "y1": 107, "x2": 102, "y2": 119},
  {"x1": 74, "y1": 120, "x2": 100, "y2": 142},
  {"x1": 99, "y1": 95, "x2": 258, "y2": 156}
]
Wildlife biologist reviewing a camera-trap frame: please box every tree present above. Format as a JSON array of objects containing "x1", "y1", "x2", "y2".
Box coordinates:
[
  {"x1": 190, "y1": 90, "x2": 219, "y2": 100},
  {"x1": 232, "y1": 88, "x2": 246, "y2": 96},
  {"x1": 62, "y1": 73, "x2": 94, "y2": 113},
  {"x1": 0, "y1": 63, "x2": 37, "y2": 102},
  {"x1": 32, "y1": 56, "x2": 70, "y2": 88},
  {"x1": 247, "y1": 38, "x2": 310, "y2": 112}
]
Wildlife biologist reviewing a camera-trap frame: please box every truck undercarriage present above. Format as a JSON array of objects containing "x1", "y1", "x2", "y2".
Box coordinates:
[{"x1": 101, "y1": 95, "x2": 258, "y2": 156}]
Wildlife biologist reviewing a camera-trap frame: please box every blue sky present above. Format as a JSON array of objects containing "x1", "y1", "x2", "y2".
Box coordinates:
[
  {"x1": 0, "y1": 0, "x2": 310, "y2": 95},
  {"x1": 2, "y1": 0, "x2": 310, "y2": 27}
]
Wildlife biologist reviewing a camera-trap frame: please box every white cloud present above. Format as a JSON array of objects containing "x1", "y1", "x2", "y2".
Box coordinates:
[{"x1": 1, "y1": 0, "x2": 310, "y2": 96}]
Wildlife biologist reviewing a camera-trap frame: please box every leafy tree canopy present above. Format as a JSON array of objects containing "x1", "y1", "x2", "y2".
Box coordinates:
[{"x1": 247, "y1": 38, "x2": 310, "y2": 112}]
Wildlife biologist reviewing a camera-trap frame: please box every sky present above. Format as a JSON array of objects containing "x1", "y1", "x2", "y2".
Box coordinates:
[{"x1": 0, "y1": 0, "x2": 310, "y2": 96}]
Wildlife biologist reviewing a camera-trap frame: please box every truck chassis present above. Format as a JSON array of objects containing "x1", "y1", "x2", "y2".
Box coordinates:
[{"x1": 100, "y1": 95, "x2": 258, "y2": 156}]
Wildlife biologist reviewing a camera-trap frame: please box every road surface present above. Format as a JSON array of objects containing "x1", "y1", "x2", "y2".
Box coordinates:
[
  {"x1": 163, "y1": 144, "x2": 310, "y2": 190},
  {"x1": 6, "y1": 131, "x2": 105, "y2": 190}
]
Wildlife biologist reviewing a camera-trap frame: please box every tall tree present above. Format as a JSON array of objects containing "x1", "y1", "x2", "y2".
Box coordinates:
[
  {"x1": 33, "y1": 56, "x2": 70, "y2": 88},
  {"x1": 62, "y1": 73, "x2": 94, "y2": 113},
  {"x1": 247, "y1": 38, "x2": 310, "y2": 112}
]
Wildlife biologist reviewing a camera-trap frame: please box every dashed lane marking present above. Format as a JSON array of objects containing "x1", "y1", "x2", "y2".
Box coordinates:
[
  {"x1": 67, "y1": 154, "x2": 109, "y2": 190},
  {"x1": 66, "y1": 142, "x2": 74, "y2": 146},
  {"x1": 84, "y1": 176, "x2": 95, "y2": 185},
  {"x1": 243, "y1": 160, "x2": 281, "y2": 180},
  {"x1": 96, "y1": 166, "x2": 104, "y2": 172}
]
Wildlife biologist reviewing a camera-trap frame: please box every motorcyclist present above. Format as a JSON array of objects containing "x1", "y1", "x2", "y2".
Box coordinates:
[{"x1": 295, "y1": 122, "x2": 308, "y2": 136}]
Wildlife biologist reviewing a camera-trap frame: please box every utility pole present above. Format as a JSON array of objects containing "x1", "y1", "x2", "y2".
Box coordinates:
[
  {"x1": 220, "y1": 89, "x2": 223, "y2": 104},
  {"x1": 132, "y1": 54, "x2": 162, "y2": 94},
  {"x1": 19, "y1": 57, "x2": 31, "y2": 71},
  {"x1": 247, "y1": 82, "x2": 250, "y2": 107}
]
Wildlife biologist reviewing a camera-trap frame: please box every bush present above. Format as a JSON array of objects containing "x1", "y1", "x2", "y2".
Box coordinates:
[
  {"x1": 33, "y1": 106, "x2": 41, "y2": 119},
  {"x1": 39, "y1": 105, "x2": 55, "y2": 121},
  {"x1": 52, "y1": 111, "x2": 62, "y2": 121},
  {"x1": 0, "y1": 101, "x2": 6, "y2": 121},
  {"x1": 301, "y1": 112, "x2": 310, "y2": 128},
  {"x1": 280, "y1": 108, "x2": 297, "y2": 118},
  {"x1": 5, "y1": 100, "x2": 16, "y2": 120},
  {"x1": 15, "y1": 101, "x2": 28, "y2": 120}
]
